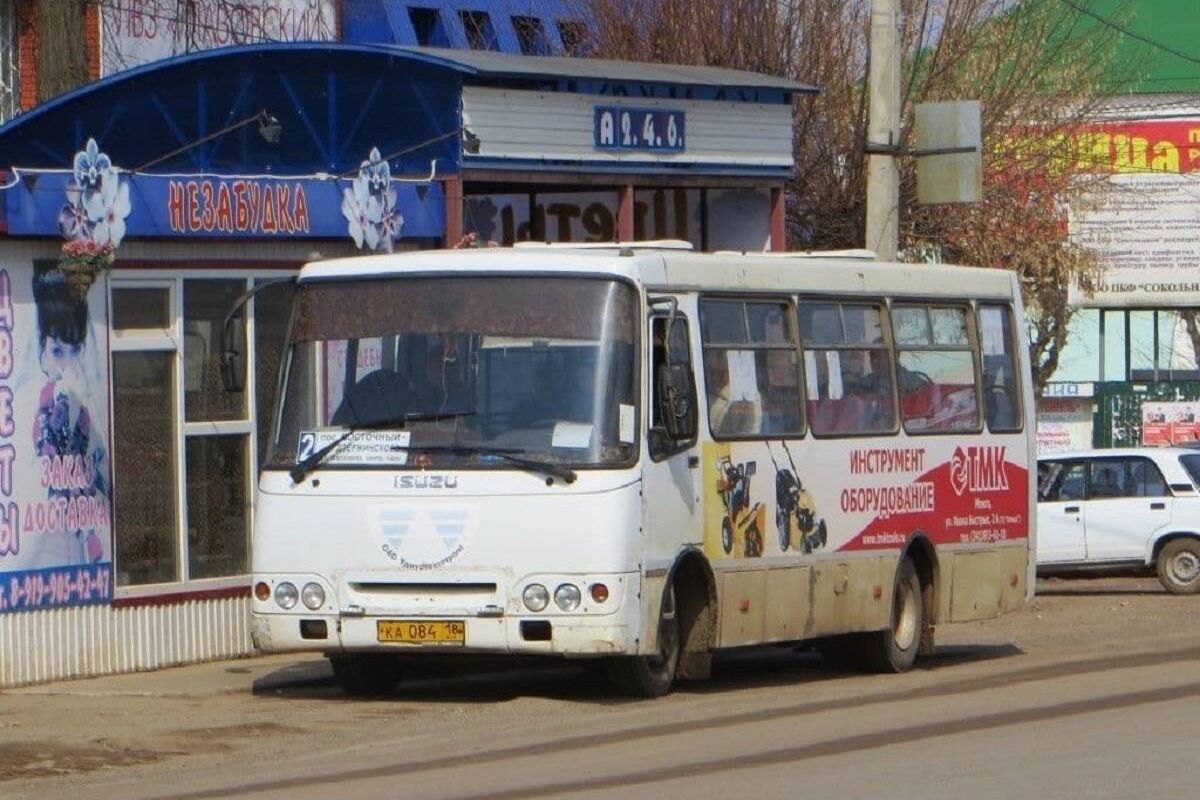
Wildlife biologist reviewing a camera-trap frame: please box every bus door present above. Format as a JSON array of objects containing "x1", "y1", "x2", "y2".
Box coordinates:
[{"x1": 643, "y1": 306, "x2": 702, "y2": 559}]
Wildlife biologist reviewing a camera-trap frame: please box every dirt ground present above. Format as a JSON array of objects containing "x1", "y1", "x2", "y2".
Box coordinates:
[{"x1": 1, "y1": 574, "x2": 1197, "y2": 789}]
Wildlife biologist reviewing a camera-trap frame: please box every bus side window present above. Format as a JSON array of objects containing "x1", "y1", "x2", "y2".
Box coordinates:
[
  {"x1": 800, "y1": 301, "x2": 897, "y2": 436},
  {"x1": 699, "y1": 298, "x2": 803, "y2": 438},
  {"x1": 978, "y1": 304, "x2": 1022, "y2": 432},
  {"x1": 650, "y1": 314, "x2": 697, "y2": 458},
  {"x1": 893, "y1": 304, "x2": 981, "y2": 434}
]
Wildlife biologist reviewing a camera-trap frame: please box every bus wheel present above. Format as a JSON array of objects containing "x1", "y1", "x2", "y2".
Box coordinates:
[
  {"x1": 721, "y1": 518, "x2": 734, "y2": 554},
  {"x1": 862, "y1": 558, "x2": 923, "y2": 673},
  {"x1": 329, "y1": 654, "x2": 399, "y2": 697},
  {"x1": 1157, "y1": 538, "x2": 1200, "y2": 594},
  {"x1": 608, "y1": 584, "x2": 680, "y2": 698}
]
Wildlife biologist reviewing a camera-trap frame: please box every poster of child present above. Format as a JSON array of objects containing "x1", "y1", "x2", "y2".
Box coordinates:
[{"x1": 31, "y1": 266, "x2": 111, "y2": 566}]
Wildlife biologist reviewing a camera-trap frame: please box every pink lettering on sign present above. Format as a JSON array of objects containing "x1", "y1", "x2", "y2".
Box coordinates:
[
  {"x1": 168, "y1": 181, "x2": 185, "y2": 232},
  {"x1": 0, "y1": 502, "x2": 16, "y2": 556},
  {"x1": 0, "y1": 272, "x2": 13, "y2": 558},
  {"x1": 165, "y1": 180, "x2": 312, "y2": 236},
  {"x1": 0, "y1": 270, "x2": 14, "y2": 329}
]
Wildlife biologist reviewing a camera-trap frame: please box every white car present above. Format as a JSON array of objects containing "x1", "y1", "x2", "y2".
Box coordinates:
[{"x1": 1037, "y1": 447, "x2": 1200, "y2": 594}]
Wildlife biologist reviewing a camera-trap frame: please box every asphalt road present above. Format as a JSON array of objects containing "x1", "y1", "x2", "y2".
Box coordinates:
[{"x1": 3, "y1": 575, "x2": 1198, "y2": 800}]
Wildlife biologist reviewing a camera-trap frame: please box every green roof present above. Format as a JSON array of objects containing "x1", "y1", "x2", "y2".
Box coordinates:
[{"x1": 1079, "y1": 0, "x2": 1200, "y2": 93}]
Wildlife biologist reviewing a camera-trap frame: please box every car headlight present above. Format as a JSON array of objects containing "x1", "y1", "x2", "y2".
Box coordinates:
[
  {"x1": 523, "y1": 583, "x2": 550, "y2": 612},
  {"x1": 301, "y1": 582, "x2": 326, "y2": 610},
  {"x1": 275, "y1": 582, "x2": 299, "y2": 610},
  {"x1": 554, "y1": 583, "x2": 581, "y2": 612}
]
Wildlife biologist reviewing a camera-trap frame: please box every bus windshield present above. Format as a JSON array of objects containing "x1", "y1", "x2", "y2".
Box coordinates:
[{"x1": 266, "y1": 276, "x2": 639, "y2": 470}]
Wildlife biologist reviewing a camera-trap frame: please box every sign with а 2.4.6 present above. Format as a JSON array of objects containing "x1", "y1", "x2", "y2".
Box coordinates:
[{"x1": 594, "y1": 106, "x2": 686, "y2": 152}]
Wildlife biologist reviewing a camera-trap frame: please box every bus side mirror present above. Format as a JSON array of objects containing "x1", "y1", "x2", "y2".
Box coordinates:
[
  {"x1": 220, "y1": 346, "x2": 245, "y2": 393},
  {"x1": 659, "y1": 362, "x2": 697, "y2": 441},
  {"x1": 219, "y1": 306, "x2": 246, "y2": 393},
  {"x1": 648, "y1": 427, "x2": 670, "y2": 457},
  {"x1": 215, "y1": 275, "x2": 295, "y2": 394}
]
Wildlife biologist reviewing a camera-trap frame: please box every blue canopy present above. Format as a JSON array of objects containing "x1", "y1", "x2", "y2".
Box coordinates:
[{"x1": 0, "y1": 43, "x2": 469, "y2": 178}]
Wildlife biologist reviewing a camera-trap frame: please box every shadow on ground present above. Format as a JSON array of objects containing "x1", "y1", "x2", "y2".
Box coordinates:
[{"x1": 250, "y1": 640, "x2": 1024, "y2": 704}]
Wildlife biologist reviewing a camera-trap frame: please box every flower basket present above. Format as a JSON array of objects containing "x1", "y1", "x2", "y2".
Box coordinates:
[{"x1": 58, "y1": 240, "x2": 115, "y2": 301}]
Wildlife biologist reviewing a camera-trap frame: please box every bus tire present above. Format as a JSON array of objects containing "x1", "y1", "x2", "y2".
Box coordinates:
[
  {"x1": 329, "y1": 654, "x2": 399, "y2": 697},
  {"x1": 1156, "y1": 538, "x2": 1200, "y2": 594},
  {"x1": 861, "y1": 558, "x2": 923, "y2": 673},
  {"x1": 607, "y1": 584, "x2": 681, "y2": 698}
]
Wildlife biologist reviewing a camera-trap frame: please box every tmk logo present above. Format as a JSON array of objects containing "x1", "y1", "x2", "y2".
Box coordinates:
[
  {"x1": 950, "y1": 446, "x2": 1009, "y2": 496},
  {"x1": 395, "y1": 474, "x2": 459, "y2": 489}
]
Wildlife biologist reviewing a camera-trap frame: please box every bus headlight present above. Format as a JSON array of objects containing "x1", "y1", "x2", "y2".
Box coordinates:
[
  {"x1": 301, "y1": 582, "x2": 326, "y2": 610},
  {"x1": 554, "y1": 583, "x2": 582, "y2": 612},
  {"x1": 523, "y1": 583, "x2": 550, "y2": 612},
  {"x1": 274, "y1": 582, "x2": 299, "y2": 609}
]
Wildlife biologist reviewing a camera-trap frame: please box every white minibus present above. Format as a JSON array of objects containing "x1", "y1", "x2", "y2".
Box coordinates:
[{"x1": 248, "y1": 244, "x2": 1035, "y2": 697}]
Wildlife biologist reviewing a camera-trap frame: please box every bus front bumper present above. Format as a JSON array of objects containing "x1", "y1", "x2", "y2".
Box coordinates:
[{"x1": 250, "y1": 612, "x2": 636, "y2": 657}]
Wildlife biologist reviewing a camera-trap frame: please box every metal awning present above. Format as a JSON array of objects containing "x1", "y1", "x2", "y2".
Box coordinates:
[{"x1": 400, "y1": 46, "x2": 815, "y2": 94}]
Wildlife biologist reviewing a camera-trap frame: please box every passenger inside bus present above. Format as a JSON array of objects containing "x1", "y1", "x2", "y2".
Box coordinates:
[
  {"x1": 806, "y1": 349, "x2": 895, "y2": 434},
  {"x1": 705, "y1": 349, "x2": 762, "y2": 435}
]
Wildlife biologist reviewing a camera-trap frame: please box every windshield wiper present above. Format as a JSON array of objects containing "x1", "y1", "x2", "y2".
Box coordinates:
[
  {"x1": 289, "y1": 411, "x2": 475, "y2": 483},
  {"x1": 389, "y1": 444, "x2": 578, "y2": 485}
]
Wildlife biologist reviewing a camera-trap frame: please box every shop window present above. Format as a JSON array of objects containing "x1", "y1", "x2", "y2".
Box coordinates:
[
  {"x1": 111, "y1": 273, "x2": 292, "y2": 590},
  {"x1": 513, "y1": 16, "x2": 551, "y2": 55},
  {"x1": 113, "y1": 351, "x2": 178, "y2": 586},
  {"x1": 1046, "y1": 308, "x2": 1099, "y2": 383},
  {"x1": 112, "y1": 287, "x2": 170, "y2": 331},
  {"x1": 700, "y1": 298, "x2": 802, "y2": 438},
  {"x1": 892, "y1": 304, "x2": 980, "y2": 434},
  {"x1": 186, "y1": 435, "x2": 248, "y2": 579},
  {"x1": 1129, "y1": 310, "x2": 1155, "y2": 378},
  {"x1": 408, "y1": 6, "x2": 449, "y2": 47},
  {"x1": 184, "y1": 279, "x2": 245, "y2": 421},
  {"x1": 461, "y1": 10, "x2": 499, "y2": 51},
  {"x1": 800, "y1": 301, "x2": 896, "y2": 436},
  {"x1": 1102, "y1": 309, "x2": 1127, "y2": 381},
  {"x1": 557, "y1": 20, "x2": 589, "y2": 56}
]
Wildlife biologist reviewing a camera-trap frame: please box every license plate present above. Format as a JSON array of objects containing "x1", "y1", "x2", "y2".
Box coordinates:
[{"x1": 377, "y1": 620, "x2": 465, "y2": 644}]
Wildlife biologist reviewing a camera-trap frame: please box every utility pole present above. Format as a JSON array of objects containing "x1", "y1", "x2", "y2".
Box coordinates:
[{"x1": 866, "y1": 0, "x2": 900, "y2": 261}]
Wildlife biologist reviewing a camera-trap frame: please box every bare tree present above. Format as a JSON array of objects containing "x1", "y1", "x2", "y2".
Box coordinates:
[
  {"x1": 36, "y1": 0, "x2": 89, "y2": 101},
  {"x1": 579, "y1": 0, "x2": 1132, "y2": 394}
]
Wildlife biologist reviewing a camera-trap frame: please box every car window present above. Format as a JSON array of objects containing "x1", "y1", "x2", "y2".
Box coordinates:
[
  {"x1": 1128, "y1": 458, "x2": 1169, "y2": 498},
  {"x1": 1088, "y1": 460, "x2": 1128, "y2": 499},
  {"x1": 1086, "y1": 458, "x2": 1168, "y2": 499},
  {"x1": 1039, "y1": 461, "x2": 1085, "y2": 502},
  {"x1": 1179, "y1": 453, "x2": 1200, "y2": 488}
]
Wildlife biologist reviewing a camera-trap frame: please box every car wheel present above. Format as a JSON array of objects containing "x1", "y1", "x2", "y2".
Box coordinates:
[
  {"x1": 721, "y1": 518, "x2": 733, "y2": 554},
  {"x1": 1156, "y1": 538, "x2": 1200, "y2": 594}
]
